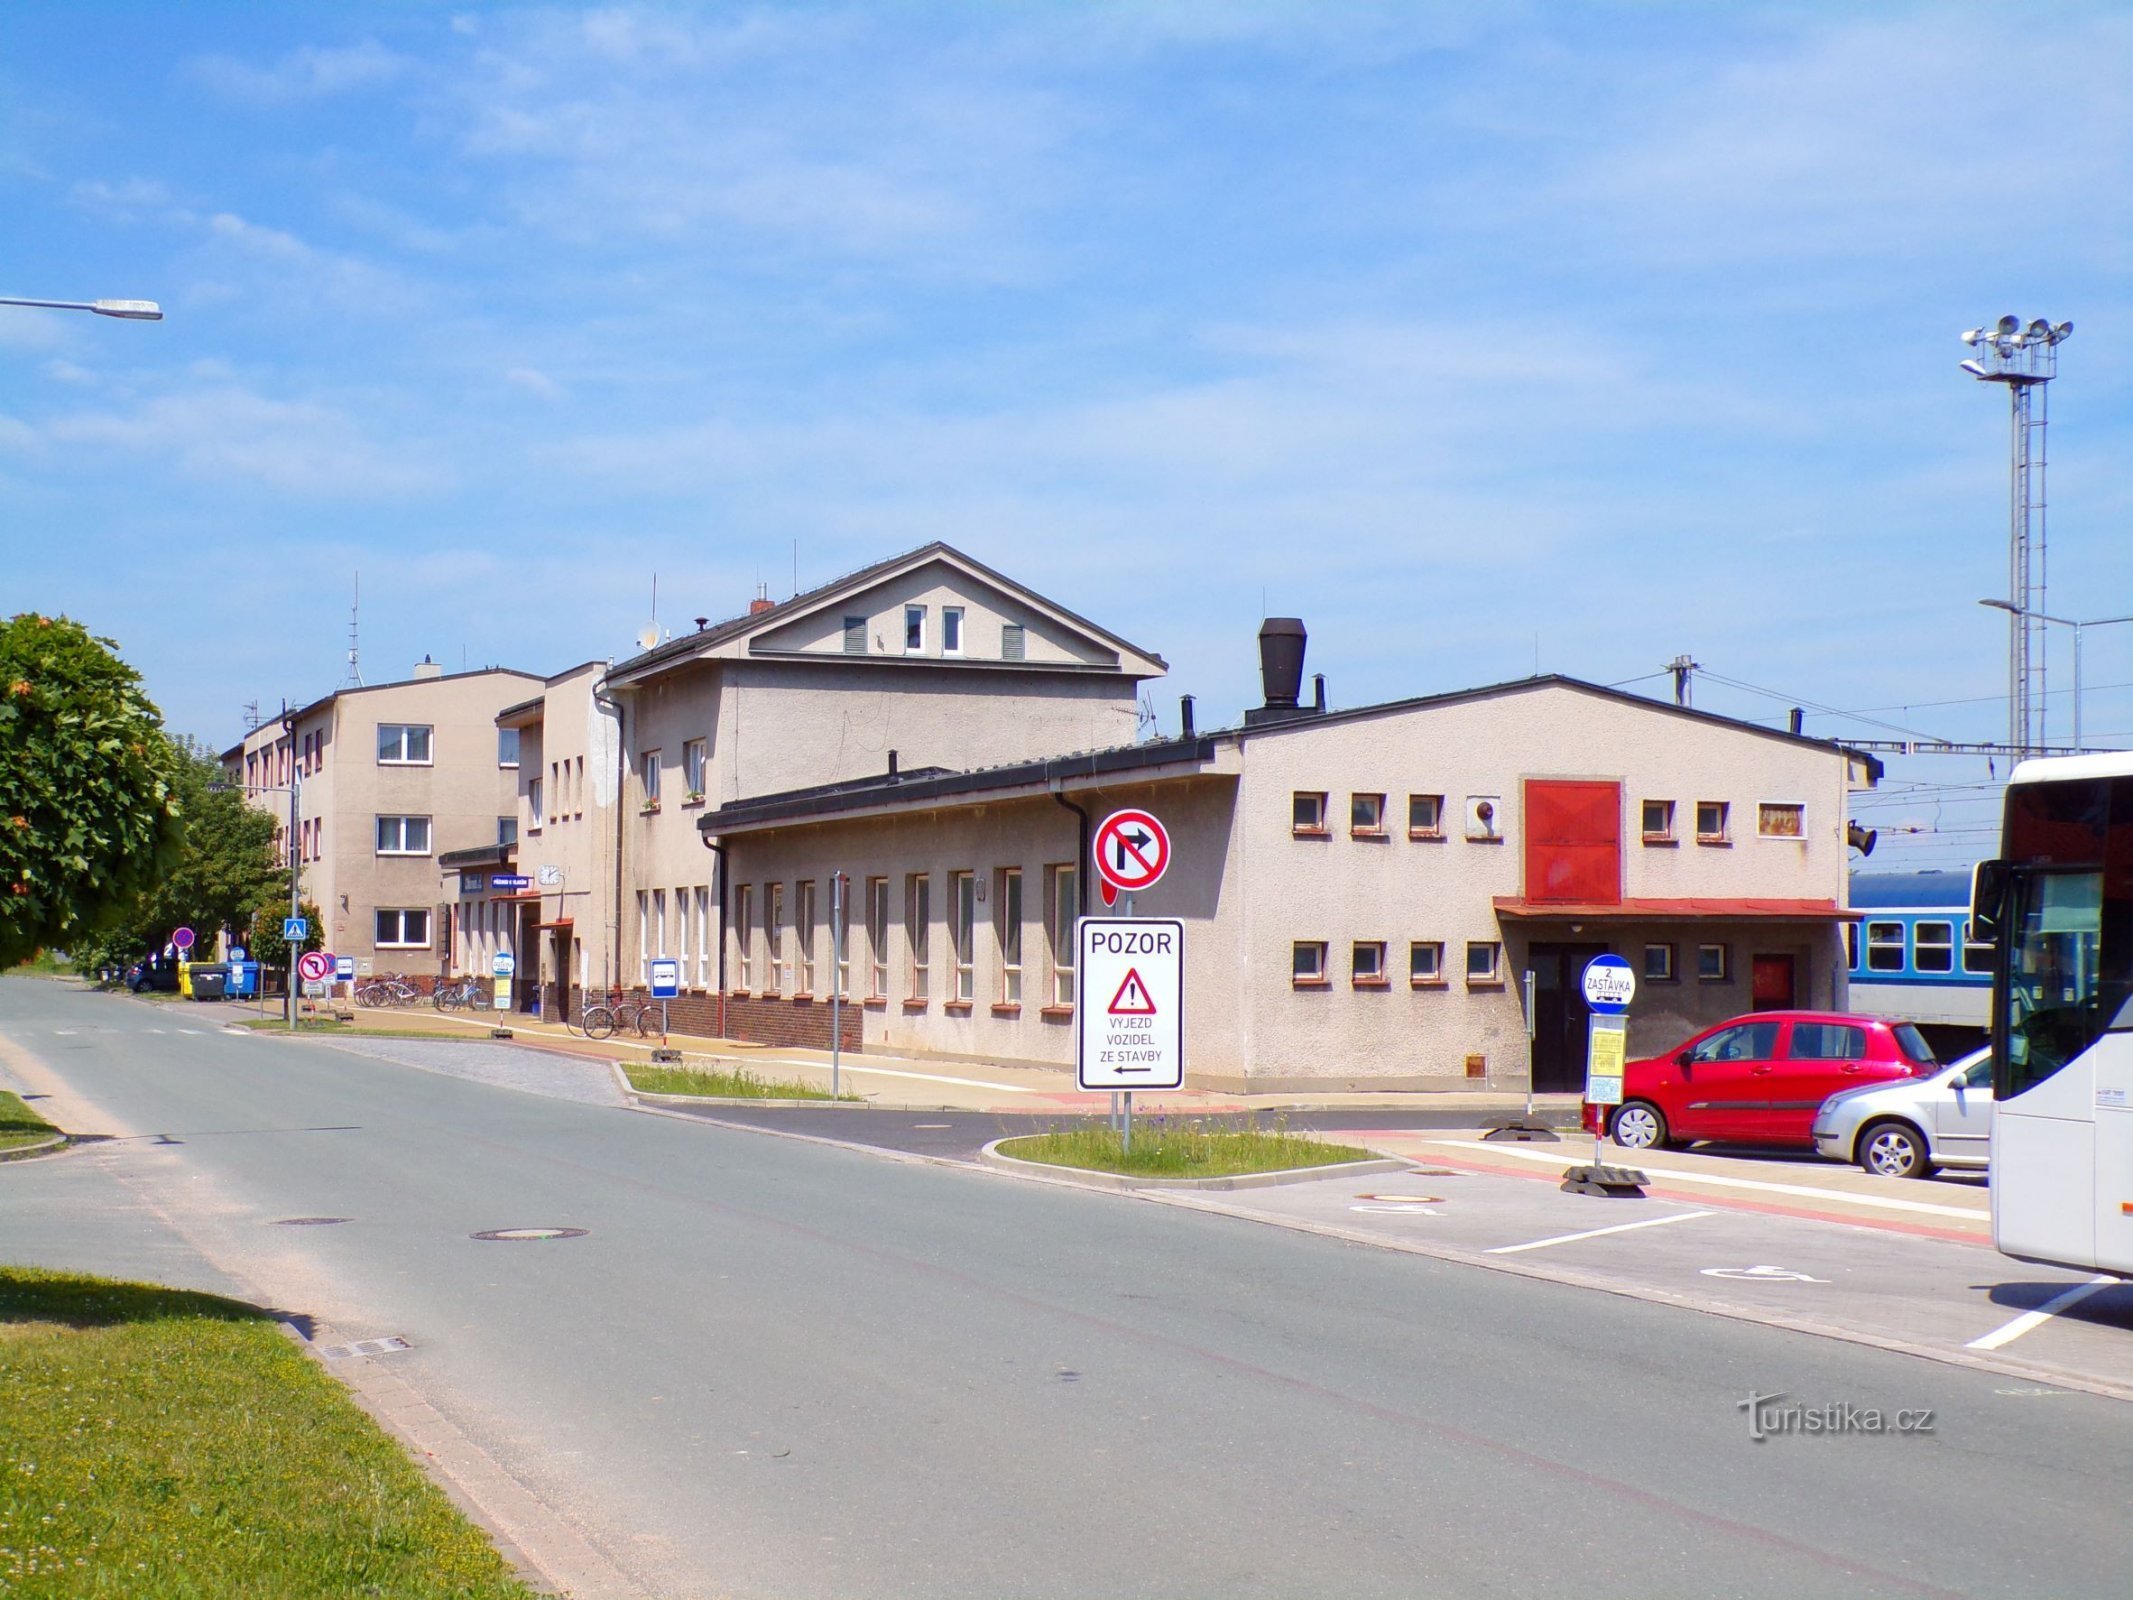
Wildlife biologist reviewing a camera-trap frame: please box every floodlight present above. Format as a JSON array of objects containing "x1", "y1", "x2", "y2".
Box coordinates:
[
  {"x1": 1961, "y1": 328, "x2": 1987, "y2": 343},
  {"x1": 2053, "y1": 321, "x2": 2073, "y2": 340},
  {"x1": 1959, "y1": 359, "x2": 1989, "y2": 377},
  {"x1": 1997, "y1": 314, "x2": 2020, "y2": 335}
]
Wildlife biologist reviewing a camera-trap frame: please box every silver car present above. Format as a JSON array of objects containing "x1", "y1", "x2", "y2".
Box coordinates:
[{"x1": 1811, "y1": 1047, "x2": 1993, "y2": 1178}]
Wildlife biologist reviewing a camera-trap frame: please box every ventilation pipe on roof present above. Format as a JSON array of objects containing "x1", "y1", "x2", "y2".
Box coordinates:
[
  {"x1": 1180, "y1": 695, "x2": 1195, "y2": 740},
  {"x1": 887, "y1": 749, "x2": 899, "y2": 781},
  {"x1": 1313, "y1": 674, "x2": 1326, "y2": 712},
  {"x1": 1789, "y1": 707, "x2": 1805, "y2": 736},
  {"x1": 1245, "y1": 617, "x2": 1324, "y2": 728}
]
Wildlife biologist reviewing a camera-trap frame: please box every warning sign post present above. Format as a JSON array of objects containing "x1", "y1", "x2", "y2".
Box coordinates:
[{"x1": 1076, "y1": 918, "x2": 1184, "y2": 1092}]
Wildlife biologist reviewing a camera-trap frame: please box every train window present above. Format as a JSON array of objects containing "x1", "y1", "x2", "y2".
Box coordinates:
[
  {"x1": 1962, "y1": 919, "x2": 1994, "y2": 974},
  {"x1": 1914, "y1": 921, "x2": 1954, "y2": 973},
  {"x1": 1865, "y1": 921, "x2": 1906, "y2": 972}
]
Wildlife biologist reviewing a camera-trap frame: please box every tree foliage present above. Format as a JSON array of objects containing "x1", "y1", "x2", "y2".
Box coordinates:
[
  {"x1": 0, "y1": 614, "x2": 184, "y2": 969},
  {"x1": 70, "y1": 742, "x2": 288, "y2": 972},
  {"x1": 246, "y1": 896, "x2": 323, "y2": 971}
]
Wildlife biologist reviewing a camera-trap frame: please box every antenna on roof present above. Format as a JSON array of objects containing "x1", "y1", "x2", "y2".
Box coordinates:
[
  {"x1": 242, "y1": 699, "x2": 259, "y2": 735},
  {"x1": 1667, "y1": 654, "x2": 1699, "y2": 708},
  {"x1": 346, "y1": 572, "x2": 363, "y2": 687}
]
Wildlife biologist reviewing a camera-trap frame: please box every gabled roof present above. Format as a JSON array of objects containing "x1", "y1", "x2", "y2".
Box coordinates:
[
  {"x1": 220, "y1": 665, "x2": 544, "y2": 760},
  {"x1": 493, "y1": 660, "x2": 607, "y2": 728},
  {"x1": 604, "y1": 541, "x2": 1166, "y2": 687}
]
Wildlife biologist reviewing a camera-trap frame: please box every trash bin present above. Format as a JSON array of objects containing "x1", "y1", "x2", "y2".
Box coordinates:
[
  {"x1": 188, "y1": 963, "x2": 230, "y2": 1001},
  {"x1": 227, "y1": 961, "x2": 259, "y2": 999}
]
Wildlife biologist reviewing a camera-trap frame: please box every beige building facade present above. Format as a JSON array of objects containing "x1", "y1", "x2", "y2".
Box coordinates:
[
  {"x1": 222, "y1": 663, "x2": 542, "y2": 977},
  {"x1": 697, "y1": 673, "x2": 1878, "y2": 1090}
]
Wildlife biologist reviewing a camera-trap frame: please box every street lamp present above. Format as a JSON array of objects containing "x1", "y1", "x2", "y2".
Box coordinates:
[
  {"x1": 1979, "y1": 599, "x2": 2133, "y2": 753},
  {"x1": 0, "y1": 295, "x2": 163, "y2": 320}
]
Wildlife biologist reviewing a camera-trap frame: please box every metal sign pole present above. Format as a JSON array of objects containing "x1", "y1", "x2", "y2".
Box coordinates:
[
  {"x1": 1523, "y1": 968, "x2": 1537, "y2": 1120},
  {"x1": 1119, "y1": 889, "x2": 1134, "y2": 1154},
  {"x1": 287, "y1": 779, "x2": 301, "y2": 1033}
]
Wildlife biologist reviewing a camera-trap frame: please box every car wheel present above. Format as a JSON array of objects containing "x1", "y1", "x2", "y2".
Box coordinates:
[
  {"x1": 1610, "y1": 1101, "x2": 1669, "y2": 1151},
  {"x1": 1859, "y1": 1119, "x2": 1935, "y2": 1180}
]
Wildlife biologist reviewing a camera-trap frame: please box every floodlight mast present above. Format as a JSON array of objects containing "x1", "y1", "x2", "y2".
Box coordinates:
[{"x1": 1960, "y1": 315, "x2": 2072, "y2": 757}]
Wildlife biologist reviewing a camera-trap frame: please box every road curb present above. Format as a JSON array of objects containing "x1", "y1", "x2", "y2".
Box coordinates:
[
  {"x1": 610, "y1": 1059, "x2": 873, "y2": 1109},
  {"x1": 0, "y1": 1131, "x2": 71, "y2": 1163},
  {"x1": 979, "y1": 1137, "x2": 1406, "y2": 1190}
]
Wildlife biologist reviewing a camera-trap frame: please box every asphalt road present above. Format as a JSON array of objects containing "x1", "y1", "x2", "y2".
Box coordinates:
[{"x1": 3, "y1": 977, "x2": 2127, "y2": 1600}]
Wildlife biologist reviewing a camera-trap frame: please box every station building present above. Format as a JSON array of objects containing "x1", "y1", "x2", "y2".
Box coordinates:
[{"x1": 694, "y1": 627, "x2": 1879, "y2": 1091}]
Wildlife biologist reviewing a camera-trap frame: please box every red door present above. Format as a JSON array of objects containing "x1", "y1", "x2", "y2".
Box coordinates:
[{"x1": 1751, "y1": 953, "x2": 1796, "y2": 1011}]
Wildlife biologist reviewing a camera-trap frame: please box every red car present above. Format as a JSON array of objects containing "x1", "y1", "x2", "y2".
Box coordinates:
[{"x1": 1583, "y1": 1011, "x2": 1936, "y2": 1152}]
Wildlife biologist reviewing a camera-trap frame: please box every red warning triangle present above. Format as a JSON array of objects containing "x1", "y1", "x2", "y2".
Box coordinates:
[{"x1": 1107, "y1": 968, "x2": 1157, "y2": 1015}]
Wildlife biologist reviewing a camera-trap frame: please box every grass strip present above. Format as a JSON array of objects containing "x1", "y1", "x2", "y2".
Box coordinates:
[
  {"x1": 998, "y1": 1121, "x2": 1373, "y2": 1178},
  {"x1": 623, "y1": 1062, "x2": 858, "y2": 1101},
  {"x1": 0, "y1": 1266, "x2": 538, "y2": 1599},
  {"x1": 0, "y1": 1092, "x2": 60, "y2": 1157}
]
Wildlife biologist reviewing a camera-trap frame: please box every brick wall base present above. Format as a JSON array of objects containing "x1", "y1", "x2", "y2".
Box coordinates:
[{"x1": 536, "y1": 985, "x2": 861, "y2": 1053}]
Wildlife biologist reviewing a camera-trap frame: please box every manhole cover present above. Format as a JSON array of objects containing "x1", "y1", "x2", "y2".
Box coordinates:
[
  {"x1": 471, "y1": 1227, "x2": 589, "y2": 1241},
  {"x1": 1355, "y1": 1193, "x2": 1446, "y2": 1205},
  {"x1": 274, "y1": 1217, "x2": 352, "y2": 1226}
]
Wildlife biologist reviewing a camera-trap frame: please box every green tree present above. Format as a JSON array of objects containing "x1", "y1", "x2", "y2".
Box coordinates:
[
  {"x1": 247, "y1": 896, "x2": 323, "y2": 972},
  {"x1": 0, "y1": 614, "x2": 184, "y2": 969},
  {"x1": 71, "y1": 741, "x2": 288, "y2": 972}
]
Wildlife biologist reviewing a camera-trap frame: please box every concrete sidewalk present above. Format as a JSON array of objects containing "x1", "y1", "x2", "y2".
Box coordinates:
[{"x1": 320, "y1": 996, "x2": 1589, "y2": 1116}]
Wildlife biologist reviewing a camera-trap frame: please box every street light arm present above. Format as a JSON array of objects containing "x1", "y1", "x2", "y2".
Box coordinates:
[
  {"x1": 1978, "y1": 598, "x2": 2081, "y2": 629},
  {"x1": 0, "y1": 295, "x2": 163, "y2": 320}
]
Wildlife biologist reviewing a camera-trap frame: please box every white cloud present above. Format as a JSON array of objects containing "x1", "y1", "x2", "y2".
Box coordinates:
[
  {"x1": 505, "y1": 367, "x2": 565, "y2": 401},
  {"x1": 20, "y1": 385, "x2": 443, "y2": 497},
  {"x1": 41, "y1": 359, "x2": 96, "y2": 386},
  {"x1": 67, "y1": 177, "x2": 174, "y2": 224},
  {"x1": 189, "y1": 40, "x2": 407, "y2": 105}
]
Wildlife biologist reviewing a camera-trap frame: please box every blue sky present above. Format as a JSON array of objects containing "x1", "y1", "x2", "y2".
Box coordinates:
[{"x1": 3, "y1": 2, "x2": 2127, "y2": 869}]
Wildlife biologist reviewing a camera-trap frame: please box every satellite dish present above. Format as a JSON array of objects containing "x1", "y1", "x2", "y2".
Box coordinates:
[{"x1": 637, "y1": 624, "x2": 660, "y2": 651}]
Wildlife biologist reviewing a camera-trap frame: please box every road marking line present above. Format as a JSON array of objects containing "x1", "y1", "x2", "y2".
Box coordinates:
[
  {"x1": 1486, "y1": 1210, "x2": 1714, "y2": 1255},
  {"x1": 1416, "y1": 1139, "x2": 1986, "y2": 1219},
  {"x1": 1965, "y1": 1276, "x2": 2117, "y2": 1351}
]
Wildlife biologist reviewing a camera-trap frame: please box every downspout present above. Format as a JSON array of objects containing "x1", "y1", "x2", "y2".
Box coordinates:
[
  {"x1": 594, "y1": 675, "x2": 625, "y2": 996},
  {"x1": 1051, "y1": 781, "x2": 1090, "y2": 916},
  {"x1": 701, "y1": 832, "x2": 728, "y2": 1039}
]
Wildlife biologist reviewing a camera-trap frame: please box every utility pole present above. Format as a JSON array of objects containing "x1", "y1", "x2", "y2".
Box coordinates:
[{"x1": 1667, "y1": 655, "x2": 1698, "y2": 708}]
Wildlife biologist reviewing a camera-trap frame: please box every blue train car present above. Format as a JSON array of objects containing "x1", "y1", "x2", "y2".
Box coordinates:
[{"x1": 1845, "y1": 869, "x2": 1990, "y2": 1032}]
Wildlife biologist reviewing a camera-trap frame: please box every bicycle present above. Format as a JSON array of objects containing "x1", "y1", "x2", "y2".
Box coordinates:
[
  {"x1": 432, "y1": 977, "x2": 481, "y2": 1011},
  {"x1": 577, "y1": 989, "x2": 660, "y2": 1040},
  {"x1": 356, "y1": 975, "x2": 420, "y2": 1008}
]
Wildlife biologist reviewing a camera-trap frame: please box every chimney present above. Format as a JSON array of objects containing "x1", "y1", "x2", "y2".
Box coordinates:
[
  {"x1": 887, "y1": 749, "x2": 900, "y2": 780},
  {"x1": 748, "y1": 581, "x2": 774, "y2": 617},
  {"x1": 1789, "y1": 707, "x2": 1805, "y2": 736},
  {"x1": 412, "y1": 654, "x2": 443, "y2": 680},
  {"x1": 1313, "y1": 673, "x2": 1326, "y2": 712},
  {"x1": 1179, "y1": 694, "x2": 1196, "y2": 740},
  {"x1": 1246, "y1": 617, "x2": 1322, "y2": 727}
]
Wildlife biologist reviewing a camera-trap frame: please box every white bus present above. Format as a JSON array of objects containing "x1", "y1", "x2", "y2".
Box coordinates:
[{"x1": 1973, "y1": 753, "x2": 2133, "y2": 1276}]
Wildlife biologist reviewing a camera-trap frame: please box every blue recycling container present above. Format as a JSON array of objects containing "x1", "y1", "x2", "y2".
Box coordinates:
[{"x1": 227, "y1": 961, "x2": 260, "y2": 998}]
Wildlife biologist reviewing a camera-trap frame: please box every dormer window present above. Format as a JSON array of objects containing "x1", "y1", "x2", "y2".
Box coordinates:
[{"x1": 904, "y1": 605, "x2": 926, "y2": 654}]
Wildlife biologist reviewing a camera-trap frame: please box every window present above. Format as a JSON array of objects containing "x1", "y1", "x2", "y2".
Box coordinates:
[
  {"x1": 1962, "y1": 919, "x2": 1994, "y2": 976},
  {"x1": 498, "y1": 727, "x2": 520, "y2": 767},
  {"x1": 832, "y1": 878, "x2": 850, "y2": 997},
  {"x1": 905, "y1": 874, "x2": 931, "y2": 999},
  {"x1": 375, "y1": 908, "x2": 431, "y2": 948},
  {"x1": 1643, "y1": 942, "x2": 1676, "y2": 982},
  {"x1": 1292, "y1": 941, "x2": 1328, "y2": 984},
  {"x1": 904, "y1": 604, "x2": 926, "y2": 654},
  {"x1": 1641, "y1": 799, "x2": 1675, "y2": 841},
  {"x1": 636, "y1": 891, "x2": 648, "y2": 980},
  {"x1": 1409, "y1": 941, "x2": 1444, "y2": 984},
  {"x1": 1695, "y1": 801, "x2": 1730, "y2": 843},
  {"x1": 1865, "y1": 921, "x2": 1906, "y2": 973},
  {"x1": 1789, "y1": 1022, "x2": 1867, "y2": 1061},
  {"x1": 1407, "y1": 794, "x2": 1443, "y2": 838},
  {"x1": 641, "y1": 750, "x2": 661, "y2": 808},
  {"x1": 1046, "y1": 864, "x2": 1077, "y2": 1006},
  {"x1": 1686, "y1": 1020, "x2": 1778, "y2": 1062},
  {"x1": 1697, "y1": 943, "x2": 1731, "y2": 981},
  {"x1": 652, "y1": 888, "x2": 667, "y2": 967},
  {"x1": 1913, "y1": 919, "x2": 1954, "y2": 974},
  {"x1": 733, "y1": 885, "x2": 754, "y2": 989},
  {"x1": 766, "y1": 883, "x2": 786, "y2": 992},
  {"x1": 1350, "y1": 793, "x2": 1386, "y2": 837},
  {"x1": 497, "y1": 816, "x2": 518, "y2": 846},
  {"x1": 375, "y1": 815, "x2": 432, "y2": 855},
  {"x1": 843, "y1": 615, "x2": 866, "y2": 655},
  {"x1": 683, "y1": 739, "x2": 708, "y2": 799},
  {"x1": 1001, "y1": 623, "x2": 1025, "y2": 661},
  {"x1": 867, "y1": 877, "x2": 889, "y2": 998},
  {"x1": 697, "y1": 886, "x2": 713, "y2": 988},
  {"x1": 528, "y1": 777, "x2": 544, "y2": 832},
  {"x1": 574, "y1": 756, "x2": 585, "y2": 817},
  {"x1": 1292, "y1": 791, "x2": 1329, "y2": 835},
  {"x1": 942, "y1": 606, "x2": 964, "y2": 656},
  {"x1": 1352, "y1": 940, "x2": 1387, "y2": 985},
  {"x1": 1846, "y1": 922, "x2": 1859, "y2": 971},
  {"x1": 949, "y1": 871, "x2": 975, "y2": 1002},
  {"x1": 1757, "y1": 803, "x2": 1804, "y2": 839},
  {"x1": 677, "y1": 884, "x2": 691, "y2": 980},
  {"x1": 377, "y1": 724, "x2": 432, "y2": 764},
  {"x1": 997, "y1": 867, "x2": 1023, "y2": 1004},
  {"x1": 796, "y1": 881, "x2": 816, "y2": 993},
  {"x1": 1466, "y1": 941, "x2": 1503, "y2": 983}
]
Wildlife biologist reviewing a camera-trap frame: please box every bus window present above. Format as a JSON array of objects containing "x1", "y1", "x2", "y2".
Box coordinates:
[
  {"x1": 2003, "y1": 870, "x2": 2104, "y2": 1097},
  {"x1": 1914, "y1": 921, "x2": 1954, "y2": 973},
  {"x1": 1865, "y1": 921, "x2": 1906, "y2": 973}
]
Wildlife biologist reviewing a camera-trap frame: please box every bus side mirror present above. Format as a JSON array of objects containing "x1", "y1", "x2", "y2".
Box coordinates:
[{"x1": 1971, "y1": 859, "x2": 2009, "y2": 944}]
